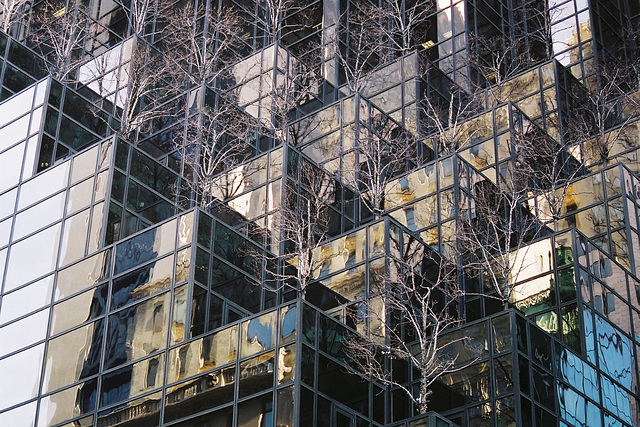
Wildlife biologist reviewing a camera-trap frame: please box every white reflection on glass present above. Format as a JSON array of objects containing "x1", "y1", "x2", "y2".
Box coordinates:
[
  {"x1": 0, "y1": 275, "x2": 54, "y2": 325},
  {"x1": 71, "y1": 146, "x2": 98, "y2": 184},
  {"x1": 87, "y1": 202, "x2": 104, "y2": 254},
  {"x1": 21, "y1": 136, "x2": 40, "y2": 181},
  {"x1": 0, "y1": 114, "x2": 29, "y2": 152},
  {"x1": 0, "y1": 400, "x2": 36, "y2": 427},
  {"x1": 0, "y1": 308, "x2": 49, "y2": 355},
  {"x1": 0, "y1": 343, "x2": 44, "y2": 410},
  {"x1": 0, "y1": 86, "x2": 35, "y2": 127},
  {"x1": 13, "y1": 192, "x2": 65, "y2": 241},
  {"x1": 0, "y1": 188, "x2": 17, "y2": 220},
  {"x1": 59, "y1": 209, "x2": 90, "y2": 266},
  {"x1": 5, "y1": 223, "x2": 61, "y2": 292},
  {"x1": 0, "y1": 142, "x2": 24, "y2": 194},
  {"x1": 0, "y1": 217, "x2": 11, "y2": 247},
  {"x1": 18, "y1": 161, "x2": 70, "y2": 210}
]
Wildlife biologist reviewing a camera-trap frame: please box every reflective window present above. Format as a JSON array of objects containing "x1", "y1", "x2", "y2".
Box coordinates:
[
  {"x1": 43, "y1": 319, "x2": 104, "y2": 393},
  {"x1": 39, "y1": 379, "x2": 97, "y2": 426},
  {"x1": 115, "y1": 219, "x2": 177, "y2": 274},
  {"x1": 104, "y1": 292, "x2": 169, "y2": 369},
  {"x1": 55, "y1": 249, "x2": 111, "y2": 300},
  {"x1": 111, "y1": 255, "x2": 174, "y2": 310},
  {"x1": 0, "y1": 401, "x2": 37, "y2": 427},
  {"x1": 164, "y1": 367, "x2": 235, "y2": 423},
  {"x1": 50, "y1": 284, "x2": 107, "y2": 335},
  {"x1": 241, "y1": 311, "x2": 277, "y2": 358},
  {"x1": 97, "y1": 390, "x2": 161, "y2": 425},
  {"x1": 101, "y1": 354, "x2": 164, "y2": 407},
  {"x1": 167, "y1": 325, "x2": 238, "y2": 383},
  {"x1": 239, "y1": 350, "x2": 275, "y2": 398}
]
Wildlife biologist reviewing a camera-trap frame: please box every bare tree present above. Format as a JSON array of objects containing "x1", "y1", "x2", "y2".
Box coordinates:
[
  {"x1": 334, "y1": 2, "x2": 389, "y2": 93},
  {"x1": 1, "y1": 0, "x2": 30, "y2": 35},
  {"x1": 261, "y1": 45, "x2": 322, "y2": 145},
  {"x1": 163, "y1": 1, "x2": 242, "y2": 88},
  {"x1": 469, "y1": 34, "x2": 534, "y2": 105},
  {"x1": 512, "y1": 113, "x2": 585, "y2": 228},
  {"x1": 420, "y1": 81, "x2": 483, "y2": 155},
  {"x1": 29, "y1": 0, "x2": 88, "y2": 82},
  {"x1": 178, "y1": 101, "x2": 253, "y2": 209},
  {"x1": 277, "y1": 158, "x2": 337, "y2": 296},
  {"x1": 457, "y1": 162, "x2": 541, "y2": 305},
  {"x1": 115, "y1": 38, "x2": 177, "y2": 139},
  {"x1": 384, "y1": 0, "x2": 435, "y2": 55},
  {"x1": 569, "y1": 65, "x2": 640, "y2": 168},
  {"x1": 346, "y1": 236, "x2": 467, "y2": 414},
  {"x1": 346, "y1": 103, "x2": 417, "y2": 219}
]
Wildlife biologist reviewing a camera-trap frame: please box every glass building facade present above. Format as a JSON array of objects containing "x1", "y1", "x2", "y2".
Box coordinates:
[{"x1": 1, "y1": 0, "x2": 640, "y2": 426}]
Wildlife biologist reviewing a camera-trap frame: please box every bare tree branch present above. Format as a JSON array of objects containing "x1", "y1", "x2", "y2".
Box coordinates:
[
  {"x1": 29, "y1": 0, "x2": 88, "y2": 82},
  {"x1": 346, "y1": 236, "x2": 469, "y2": 414},
  {"x1": 1, "y1": 0, "x2": 30, "y2": 35}
]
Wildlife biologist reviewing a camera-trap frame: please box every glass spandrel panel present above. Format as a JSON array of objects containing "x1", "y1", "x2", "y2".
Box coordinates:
[
  {"x1": 111, "y1": 255, "x2": 174, "y2": 310},
  {"x1": 241, "y1": 311, "x2": 277, "y2": 357},
  {"x1": 43, "y1": 319, "x2": 104, "y2": 393},
  {"x1": 115, "y1": 219, "x2": 177, "y2": 274},
  {"x1": 0, "y1": 343, "x2": 44, "y2": 410},
  {"x1": 4, "y1": 222, "x2": 61, "y2": 292},
  {"x1": 0, "y1": 307, "x2": 49, "y2": 356},
  {"x1": 18, "y1": 160, "x2": 70, "y2": 209},
  {"x1": 0, "y1": 401, "x2": 37, "y2": 427},
  {"x1": 100, "y1": 354, "x2": 164, "y2": 407},
  {"x1": 66, "y1": 178, "x2": 94, "y2": 215},
  {"x1": 58, "y1": 209, "x2": 90, "y2": 266},
  {"x1": 492, "y1": 314, "x2": 512, "y2": 353},
  {"x1": 0, "y1": 142, "x2": 24, "y2": 194},
  {"x1": 319, "y1": 264, "x2": 366, "y2": 301},
  {"x1": 167, "y1": 324, "x2": 238, "y2": 383},
  {"x1": 239, "y1": 350, "x2": 275, "y2": 398},
  {"x1": 104, "y1": 292, "x2": 170, "y2": 369},
  {"x1": 0, "y1": 113, "x2": 29, "y2": 152},
  {"x1": 50, "y1": 283, "x2": 107, "y2": 335},
  {"x1": 0, "y1": 275, "x2": 53, "y2": 325},
  {"x1": 164, "y1": 367, "x2": 236, "y2": 423},
  {"x1": 38, "y1": 382, "x2": 97, "y2": 427},
  {"x1": 55, "y1": 249, "x2": 111, "y2": 300}
]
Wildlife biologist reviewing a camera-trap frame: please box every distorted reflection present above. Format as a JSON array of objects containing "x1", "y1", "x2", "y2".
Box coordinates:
[
  {"x1": 239, "y1": 351, "x2": 275, "y2": 398},
  {"x1": 242, "y1": 312, "x2": 277, "y2": 357}
]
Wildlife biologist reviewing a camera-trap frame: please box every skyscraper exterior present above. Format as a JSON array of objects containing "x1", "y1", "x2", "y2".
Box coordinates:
[{"x1": 1, "y1": 0, "x2": 640, "y2": 426}]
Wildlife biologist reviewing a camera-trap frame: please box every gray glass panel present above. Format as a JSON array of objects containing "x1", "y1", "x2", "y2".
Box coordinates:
[
  {"x1": 58, "y1": 209, "x2": 90, "y2": 266},
  {"x1": 0, "y1": 114, "x2": 29, "y2": 152}
]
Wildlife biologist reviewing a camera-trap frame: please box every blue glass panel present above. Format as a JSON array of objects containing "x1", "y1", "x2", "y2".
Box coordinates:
[
  {"x1": 601, "y1": 376, "x2": 634, "y2": 425},
  {"x1": 595, "y1": 314, "x2": 633, "y2": 390}
]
